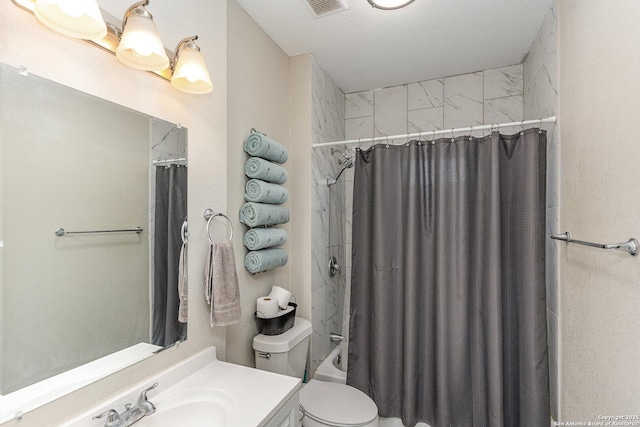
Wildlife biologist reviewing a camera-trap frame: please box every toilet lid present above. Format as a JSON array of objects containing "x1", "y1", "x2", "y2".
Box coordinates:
[{"x1": 300, "y1": 380, "x2": 378, "y2": 427}]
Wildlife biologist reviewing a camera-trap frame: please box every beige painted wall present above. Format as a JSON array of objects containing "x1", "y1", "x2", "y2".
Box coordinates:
[
  {"x1": 288, "y1": 54, "x2": 314, "y2": 328},
  {"x1": 559, "y1": 0, "x2": 640, "y2": 420},
  {"x1": 225, "y1": 0, "x2": 293, "y2": 367},
  {"x1": 0, "y1": 0, "x2": 227, "y2": 425},
  {"x1": 225, "y1": 1, "x2": 314, "y2": 368}
]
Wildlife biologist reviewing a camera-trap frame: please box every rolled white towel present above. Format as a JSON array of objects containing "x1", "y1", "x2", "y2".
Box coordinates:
[
  {"x1": 244, "y1": 179, "x2": 288, "y2": 204},
  {"x1": 243, "y1": 228, "x2": 288, "y2": 250},
  {"x1": 244, "y1": 248, "x2": 288, "y2": 274},
  {"x1": 239, "y1": 202, "x2": 290, "y2": 227}
]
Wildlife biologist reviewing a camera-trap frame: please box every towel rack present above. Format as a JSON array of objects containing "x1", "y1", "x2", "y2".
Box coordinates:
[
  {"x1": 54, "y1": 226, "x2": 143, "y2": 236},
  {"x1": 204, "y1": 208, "x2": 233, "y2": 244},
  {"x1": 551, "y1": 232, "x2": 639, "y2": 256}
]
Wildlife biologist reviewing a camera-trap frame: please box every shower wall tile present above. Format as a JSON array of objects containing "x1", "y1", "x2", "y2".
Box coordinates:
[
  {"x1": 525, "y1": 8, "x2": 558, "y2": 209},
  {"x1": 547, "y1": 308, "x2": 559, "y2": 420},
  {"x1": 408, "y1": 79, "x2": 444, "y2": 111},
  {"x1": 484, "y1": 64, "x2": 524, "y2": 100},
  {"x1": 546, "y1": 206, "x2": 559, "y2": 315},
  {"x1": 483, "y1": 95, "x2": 524, "y2": 125},
  {"x1": 311, "y1": 286, "x2": 329, "y2": 372},
  {"x1": 546, "y1": 127, "x2": 559, "y2": 209},
  {"x1": 443, "y1": 72, "x2": 484, "y2": 129},
  {"x1": 311, "y1": 57, "x2": 346, "y2": 376},
  {"x1": 374, "y1": 85, "x2": 408, "y2": 142},
  {"x1": 524, "y1": 3, "x2": 558, "y2": 421},
  {"x1": 345, "y1": 116, "x2": 375, "y2": 140},
  {"x1": 408, "y1": 107, "x2": 444, "y2": 134},
  {"x1": 346, "y1": 90, "x2": 374, "y2": 119}
]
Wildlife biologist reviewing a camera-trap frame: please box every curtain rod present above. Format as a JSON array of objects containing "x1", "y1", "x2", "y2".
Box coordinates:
[
  {"x1": 152, "y1": 157, "x2": 187, "y2": 165},
  {"x1": 312, "y1": 116, "x2": 557, "y2": 149}
]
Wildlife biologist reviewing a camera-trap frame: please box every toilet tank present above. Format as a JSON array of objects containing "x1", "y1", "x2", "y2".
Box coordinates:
[{"x1": 253, "y1": 317, "x2": 312, "y2": 380}]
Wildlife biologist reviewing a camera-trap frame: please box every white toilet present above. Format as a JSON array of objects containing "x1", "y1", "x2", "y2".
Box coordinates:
[{"x1": 253, "y1": 317, "x2": 379, "y2": 427}]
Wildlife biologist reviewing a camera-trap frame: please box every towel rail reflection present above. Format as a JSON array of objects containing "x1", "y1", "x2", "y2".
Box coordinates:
[
  {"x1": 551, "y1": 232, "x2": 639, "y2": 256},
  {"x1": 54, "y1": 226, "x2": 143, "y2": 236}
]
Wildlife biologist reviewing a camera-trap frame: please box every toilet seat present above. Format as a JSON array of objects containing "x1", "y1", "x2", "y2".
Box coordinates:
[{"x1": 299, "y1": 380, "x2": 378, "y2": 427}]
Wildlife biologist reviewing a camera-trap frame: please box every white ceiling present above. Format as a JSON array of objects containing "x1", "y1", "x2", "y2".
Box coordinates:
[{"x1": 234, "y1": 0, "x2": 554, "y2": 93}]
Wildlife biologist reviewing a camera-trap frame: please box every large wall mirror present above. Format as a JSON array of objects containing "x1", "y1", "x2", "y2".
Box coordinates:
[{"x1": 0, "y1": 62, "x2": 187, "y2": 422}]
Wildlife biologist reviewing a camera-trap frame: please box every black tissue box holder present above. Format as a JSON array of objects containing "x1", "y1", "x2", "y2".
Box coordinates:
[{"x1": 254, "y1": 302, "x2": 297, "y2": 335}]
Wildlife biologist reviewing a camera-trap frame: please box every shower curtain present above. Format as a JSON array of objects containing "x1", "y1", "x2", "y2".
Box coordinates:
[
  {"x1": 152, "y1": 165, "x2": 187, "y2": 347},
  {"x1": 348, "y1": 130, "x2": 549, "y2": 427}
]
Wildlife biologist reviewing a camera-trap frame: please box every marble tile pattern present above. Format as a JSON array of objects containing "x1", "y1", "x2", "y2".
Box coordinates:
[
  {"x1": 310, "y1": 58, "x2": 347, "y2": 374},
  {"x1": 443, "y1": 72, "x2": 484, "y2": 129},
  {"x1": 344, "y1": 65, "x2": 525, "y2": 143},
  {"x1": 524, "y1": 3, "x2": 559, "y2": 420}
]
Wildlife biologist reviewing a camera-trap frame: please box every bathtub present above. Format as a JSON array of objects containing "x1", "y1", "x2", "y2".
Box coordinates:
[{"x1": 314, "y1": 343, "x2": 346, "y2": 384}]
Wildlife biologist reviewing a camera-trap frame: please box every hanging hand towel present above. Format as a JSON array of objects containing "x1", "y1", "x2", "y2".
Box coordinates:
[
  {"x1": 244, "y1": 248, "x2": 288, "y2": 274},
  {"x1": 244, "y1": 132, "x2": 289, "y2": 164},
  {"x1": 245, "y1": 157, "x2": 288, "y2": 184},
  {"x1": 243, "y1": 228, "x2": 288, "y2": 251},
  {"x1": 239, "y1": 202, "x2": 290, "y2": 227},
  {"x1": 177, "y1": 242, "x2": 188, "y2": 323},
  {"x1": 244, "y1": 179, "x2": 288, "y2": 204},
  {"x1": 205, "y1": 241, "x2": 241, "y2": 327}
]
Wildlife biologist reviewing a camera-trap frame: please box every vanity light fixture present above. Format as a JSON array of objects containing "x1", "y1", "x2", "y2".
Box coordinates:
[
  {"x1": 11, "y1": 0, "x2": 213, "y2": 95},
  {"x1": 171, "y1": 36, "x2": 213, "y2": 94},
  {"x1": 33, "y1": 0, "x2": 107, "y2": 39},
  {"x1": 366, "y1": 0, "x2": 415, "y2": 10},
  {"x1": 116, "y1": 0, "x2": 170, "y2": 71}
]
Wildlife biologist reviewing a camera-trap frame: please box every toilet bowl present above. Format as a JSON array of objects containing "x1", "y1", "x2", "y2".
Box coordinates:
[
  {"x1": 253, "y1": 317, "x2": 379, "y2": 427},
  {"x1": 299, "y1": 380, "x2": 378, "y2": 427}
]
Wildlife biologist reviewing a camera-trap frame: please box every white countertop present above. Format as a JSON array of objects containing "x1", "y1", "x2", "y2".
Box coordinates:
[{"x1": 62, "y1": 347, "x2": 301, "y2": 427}]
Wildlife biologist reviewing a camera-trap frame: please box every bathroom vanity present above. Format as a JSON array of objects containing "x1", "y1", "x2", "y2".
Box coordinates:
[{"x1": 61, "y1": 347, "x2": 301, "y2": 427}]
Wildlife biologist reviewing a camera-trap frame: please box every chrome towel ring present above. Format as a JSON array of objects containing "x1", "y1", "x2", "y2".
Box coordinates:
[
  {"x1": 204, "y1": 208, "x2": 233, "y2": 244},
  {"x1": 181, "y1": 219, "x2": 188, "y2": 244}
]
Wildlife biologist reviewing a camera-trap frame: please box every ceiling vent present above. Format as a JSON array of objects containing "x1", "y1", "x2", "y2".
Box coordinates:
[{"x1": 303, "y1": 0, "x2": 349, "y2": 18}]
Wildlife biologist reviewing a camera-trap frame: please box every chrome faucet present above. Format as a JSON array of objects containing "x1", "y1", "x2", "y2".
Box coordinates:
[{"x1": 93, "y1": 383, "x2": 158, "y2": 427}]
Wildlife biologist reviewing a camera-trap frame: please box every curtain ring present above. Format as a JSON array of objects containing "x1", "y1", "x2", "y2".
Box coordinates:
[
  {"x1": 520, "y1": 120, "x2": 525, "y2": 136},
  {"x1": 450, "y1": 128, "x2": 455, "y2": 142},
  {"x1": 468, "y1": 125, "x2": 474, "y2": 141},
  {"x1": 204, "y1": 209, "x2": 233, "y2": 244}
]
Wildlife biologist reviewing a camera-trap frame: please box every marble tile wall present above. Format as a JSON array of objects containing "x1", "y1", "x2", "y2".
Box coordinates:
[
  {"x1": 310, "y1": 57, "x2": 346, "y2": 374},
  {"x1": 524, "y1": 2, "x2": 559, "y2": 420},
  {"x1": 346, "y1": 63, "x2": 524, "y2": 142}
]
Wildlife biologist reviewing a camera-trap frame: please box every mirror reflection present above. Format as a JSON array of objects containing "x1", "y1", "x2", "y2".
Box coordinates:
[{"x1": 0, "y1": 62, "x2": 187, "y2": 402}]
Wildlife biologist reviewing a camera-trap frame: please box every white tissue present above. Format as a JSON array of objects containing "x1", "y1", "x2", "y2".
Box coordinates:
[
  {"x1": 268, "y1": 286, "x2": 292, "y2": 309},
  {"x1": 256, "y1": 296, "x2": 279, "y2": 319}
]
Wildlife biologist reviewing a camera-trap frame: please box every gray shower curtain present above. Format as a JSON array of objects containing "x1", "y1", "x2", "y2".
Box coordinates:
[
  {"x1": 152, "y1": 165, "x2": 187, "y2": 347},
  {"x1": 348, "y1": 130, "x2": 549, "y2": 427}
]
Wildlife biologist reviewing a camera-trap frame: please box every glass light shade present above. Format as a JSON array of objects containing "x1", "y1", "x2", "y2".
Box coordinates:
[
  {"x1": 116, "y1": 12, "x2": 170, "y2": 71},
  {"x1": 367, "y1": 0, "x2": 415, "y2": 10},
  {"x1": 171, "y1": 48, "x2": 213, "y2": 94},
  {"x1": 33, "y1": 0, "x2": 107, "y2": 39}
]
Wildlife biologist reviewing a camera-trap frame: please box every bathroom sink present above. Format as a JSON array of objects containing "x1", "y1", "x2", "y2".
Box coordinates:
[
  {"x1": 61, "y1": 347, "x2": 300, "y2": 427},
  {"x1": 134, "y1": 389, "x2": 238, "y2": 427}
]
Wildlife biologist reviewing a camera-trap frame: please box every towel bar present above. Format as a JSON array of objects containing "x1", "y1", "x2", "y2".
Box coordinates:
[
  {"x1": 551, "y1": 232, "x2": 639, "y2": 256},
  {"x1": 54, "y1": 227, "x2": 143, "y2": 236}
]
